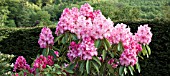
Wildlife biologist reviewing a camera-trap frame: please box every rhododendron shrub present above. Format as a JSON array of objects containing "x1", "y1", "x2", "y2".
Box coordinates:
[{"x1": 12, "y1": 3, "x2": 152, "y2": 76}]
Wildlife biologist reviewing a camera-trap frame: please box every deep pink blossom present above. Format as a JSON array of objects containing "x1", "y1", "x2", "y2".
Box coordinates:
[
  {"x1": 54, "y1": 51, "x2": 59, "y2": 57},
  {"x1": 38, "y1": 27, "x2": 54, "y2": 48},
  {"x1": 33, "y1": 55, "x2": 47, "y2": 69},
  {"x1": 13, "y1": 56, "x2": 30, "y2": 72},
  {"x1": 47, "y1": 55, "x2": 54, "y2": 66},
  {"x1": 108, "y1": 58, "x2": 118, "y2": 68}
]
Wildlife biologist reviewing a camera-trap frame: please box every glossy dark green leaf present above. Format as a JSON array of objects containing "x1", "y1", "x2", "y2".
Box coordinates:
[
  {"x1": 117, "y1": 42, "x2": 123, "y2": 51},
  {"x1": 103, "y1": 41, "x2": 108, "y2": 50},
  {"x1": 61, "y1": 36, "x2": 66, "y2": 44},
  {"x1": 92, "y1": 57, "x2": 101, "y2": 66},
  {"x1": 47, "y1": 73, "x2": 52, "y2": 76},
  {"x1": 95, "y1": 39, "x2": 101, "y2": 48},
  {"x1": 56, "y1": 70, "x2": 62, "y2": 74},
  {"x1": 49, "y1": 50, "x2": 57, "y2": 59},
  {"x1": 142, "y1": 45, "x2": 147, "y2": 56},
  {"x1": 108, "y1": 50, "x2": 114, "y2": 58},
  {"x1": 124, "y1": 67, "x2": 127, "y2": 75},
  {"x1": 86, "y1": 60, "x2": 90, "y2": 74},
  {"x1": 54, "y1": 34, "x2": 63, "y2": 43},
  {"x1": 42, "y1": 48, "x2": 46, "y2": 56},
  {"x1": 146, "y1": 45, "x2": 151, "y2": 55},
  {"x1": 92, "y1": 61, "x2": 99, "y2": 73},
  {"x1": 65, "y1": 69, "x2": 74, "y2": 73},
  {"x1": 67, "y1": 63, "x2": 76, "y2": 70},
  {"x1": 71, "y1": 34, "x2": 78, "y2": 41},
  {"x1": 54, "y1": 64, "x2": 60, "y2": 68},
  {"x1": 136, "y1": 62, "x2": 141, "y2": 73},
  {"x1": 102, "y1": 50, "x2": 106, "y2": 60},
  {"x1": 104, "y1": 38, "x2": 111, "y2": 48},
  {"x1": 128, "y1": 66, "x2": 134, "y2": 75},
  {"x1": 119, "y1": 66, "x2": 124, "y2": 75},
  {"x1": 80, "y1": 61, "x2": 85, "y2": 74}
]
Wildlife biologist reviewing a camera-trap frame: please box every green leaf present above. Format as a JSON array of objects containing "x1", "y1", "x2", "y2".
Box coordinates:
[
  {"x1": 54, "y1": 34, "x2": 63, "y2": 43},
  {"x1": 103, "y1": 41, "x2": 108, "y2": 50},
  {"x1": 104, "y1": 38, "x2": 111, "y2": 48},
  {"x1": 117, "y1": 42, "x2": 123, "y2": 51},
  {"x1": 92, "y1": 61, "x2": 99, "y2": 73},
  {"x1": 86, "y1": 60, "x2": 90, "y2": 74},
  {"x1": 56, "y1": 70, "x2": 62, "y2": 74},
  {"x1": 47, "y1": 65, "x2": 52, "y2": 70},
  {"x1": 146, "y1": 45, "x2": 151, "y2": 55},
  {"x1": 102, "y1": 50, "x2": 106, "y2": 60},
  {"x1": 95, "y1": 39, "x2": 101, "y2": 48},
  {"x1": 124, "y1": 67, "x2": 127, "y2": 75},
  {"x1": 92, "y1": 57, "x2": 101, "y2": 66},
  {"x1": 80, "y1": 61, "x2": 85, "y2": 74},
  {"x1": 67, "y1": 63, "x2": 76, "y2": 70},
  {"x1": 136, "y1": 62, "x2": 141, "y2": 73},
  {"x1": 142, "y1": 45, "x2": 148, "y2": 56},
  {"x1": 130, "y1": 65, "x2": 134, "y2": 71},
  {"x1": 128, "y1": 66, "x2": 134, "y2": 75},
  {"x1": 42, "y1": 49, "x2": 47, "y2": 56},
  {"x1": 52, "y1": 46, "x2": 60, "y2": 51},
  {"x1": 71, "y1": 34, "x2": 78, "y2": 41},
  {"x1": 119, "y1": 66, "x2": 124, "y2": 75},
  {"x1": 47, "y1": 73, "x2": 52, "y2": 76},
  {"x1": 61, "y1": 36, "x2": 66, "y2": 44},
  {"x1": 49, "y1": 50, "x2": 57, "y2": 59},
  {"x1": 65, "y1": 69, "x2": 74, "y2": 73},
  {"x1": 108, "y1": 50, "x2": 114, "y2": 58},
  {"x1": 54, "y1": 64, "x2": 60, "y2": 68}
]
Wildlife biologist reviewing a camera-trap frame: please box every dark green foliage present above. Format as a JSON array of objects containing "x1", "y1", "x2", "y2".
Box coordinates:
[{"x1": 0, "y1": 27, "x2": 56, "y2": 64}]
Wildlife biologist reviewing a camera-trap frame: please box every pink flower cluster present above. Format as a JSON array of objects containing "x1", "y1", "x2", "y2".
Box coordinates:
[
  {"x1": 33, "y1": 55, "x2": 54, "y2": 69},
  {"x1": 109, "y1": 23, "x2": 132, "y2": 44},
  {"x1": 38, "y1": 27, "x2": 54, "y2": 48},
  {"x1": 54, "y1": 3, "x2": 153, "y2": 66},
  {"x1": 67, "y1": 38, "x2": 97, "y2": 61},
  {"x1": 108, "y1": 58, "x2": 119, "y2": 68},
  {"x1": 13, "y1": 56, "x2": 31, "y2": 72},
  {"x1": 119, "y1": 36, "x2": 142, "y2": 66},
  {"x1": 135, "y1": 24, "x2": 152, "y2": 45},
  {"x1": 13, "y1": 52, "x2": 59, "y2": 74},
  {"x1": 55, "y1": 3, "x2": 114, "y2": 40}
]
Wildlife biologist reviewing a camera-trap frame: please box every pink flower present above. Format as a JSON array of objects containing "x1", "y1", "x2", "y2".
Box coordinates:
[
  {"x1": 55, "y1": 3, "x2": 114, "y2": 40},
  {"x1": 67, "y1": 38, "x2": 98, "y2": 61},
  {"x1": 108, "y1": 58, "x2": 118, "y2": 68},
  {"x1": 13, "y1": 56, "x2": 30, "y2": 72},
  {"x1": 33, "y1": 55, "x2": 47, "y2": 69},
  {"x1": 80, "y1": 3, "x2": 93, "y2": 17},
  {"x1": 119, "y1": 49, "x2": 138, "y2": 66},
  {"x1": 109, "y1": 23, "x2": 132, "y2": 44},
  {"x1": 54, "y1": 51, "x2": 59, "y2": 57},
  {"x1": 47, "y1": 55, "x2": 54, "y2": 66},
  {"x1": 38, "y1": 27, "x2": 54, "y2": 48},
  {"x1": 135, "y1": 24, "x2": 152, "y2": 45}
]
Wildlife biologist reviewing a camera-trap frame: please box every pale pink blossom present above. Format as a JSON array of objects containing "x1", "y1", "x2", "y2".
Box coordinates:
[
  {"x1": 67, "y1": 38, "x2": 97, "y2": 61},
  {"x1": 135, "y1": 24, "x2": 152, "y2": 45}
]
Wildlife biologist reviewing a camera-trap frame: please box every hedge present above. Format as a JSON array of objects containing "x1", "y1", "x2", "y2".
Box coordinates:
[
  {"x1": 0, "y1": 26, "x2": 56, "y2": 64},
  {"x1": 0, "y1": 20, "x2": 170, "y2": 75}
]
